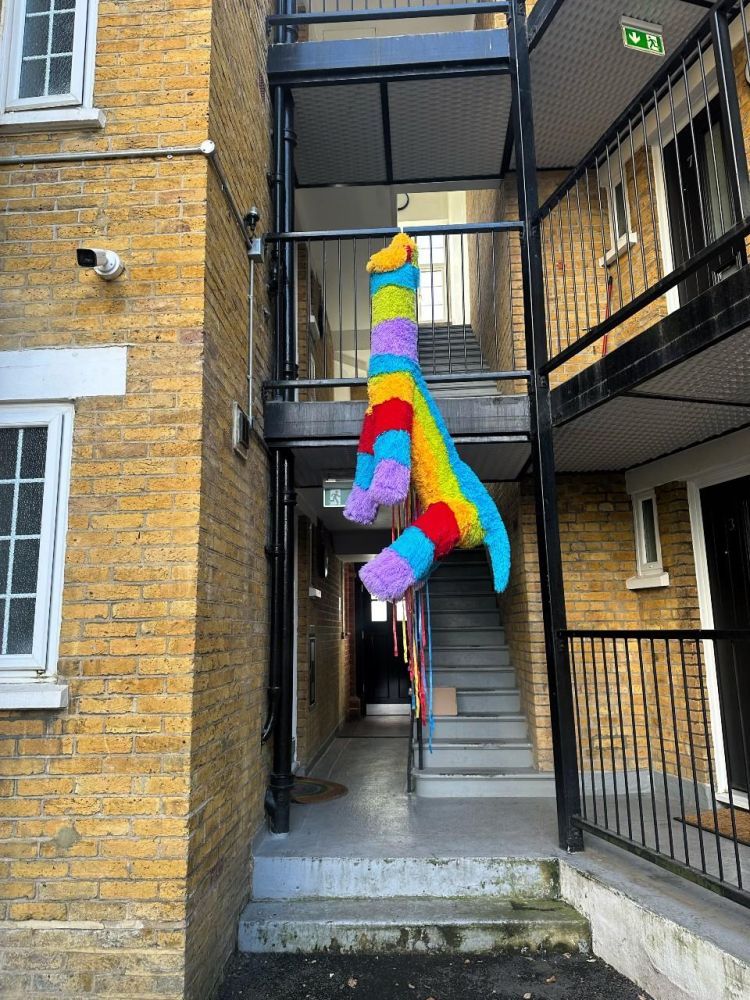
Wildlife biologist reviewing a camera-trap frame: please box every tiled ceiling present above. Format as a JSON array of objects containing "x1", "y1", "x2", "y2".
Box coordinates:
[
  {"x1": 554, "y1": 328, "x2": 750, "y2": 473},
  {"x1": 530, "y1": 0, "x2": 707, "y2": 168}
]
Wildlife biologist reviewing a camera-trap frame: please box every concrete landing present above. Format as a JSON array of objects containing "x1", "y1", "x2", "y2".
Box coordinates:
[{"x1": 238, "y1": 896, "x2": 591, "y2": 955}]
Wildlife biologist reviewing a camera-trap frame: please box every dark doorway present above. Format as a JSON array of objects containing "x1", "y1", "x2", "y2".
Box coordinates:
[
  {"x1": 354, "y1": 573, "x2": 410, "y2": 712},
  {"x1": 701, "y1": 475, "x2": 750, "y2": 795},
  {"x1": 663, "y1": 97, "x2": 744, "y2": 306}
]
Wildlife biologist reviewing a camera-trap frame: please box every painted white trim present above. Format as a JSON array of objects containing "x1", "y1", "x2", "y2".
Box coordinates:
[
  {"x1": 0, "y1": 403, "x2": 73, "y2": 698},
  {"x1": 1, "y1": 0, "x2": 100, "y2": 122},
  {"x1": 0, "y1": 346, "x2": 127, "y2": 401},
  {"x1": 625, "y1": 571, "x2": 670, "y2": 591},
  {"x1": 0, "y1": 682, "x2": 68, "y2": 709},
  {"x1": 649, "y1": 141, "x2": 681, "y2": 315},
  {"x1": 625, "y1": 427, "x2": 750, "y2": 494},
  {"x1": 0, "y1": 105, "x2": 104, "y2": 131}
]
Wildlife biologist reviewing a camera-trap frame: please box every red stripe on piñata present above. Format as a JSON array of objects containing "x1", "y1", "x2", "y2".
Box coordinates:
[
  {"x1": 416, "y1": 502, "x2": 460, "y2": 558},
  {"x1": 358, "y1": 409, "x2": 377, "y2": 455},
  {"x1": 372, "y1": 397, "x2": 413, "y2": 438}
]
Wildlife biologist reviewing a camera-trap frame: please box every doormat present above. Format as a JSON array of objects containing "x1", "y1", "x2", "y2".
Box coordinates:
[
  {"x1": 291, "y1": 777, "x2": 348, "y2": 804},
  {"x1": 676, "y1": 806, "x2": 750, "y2": 848}
]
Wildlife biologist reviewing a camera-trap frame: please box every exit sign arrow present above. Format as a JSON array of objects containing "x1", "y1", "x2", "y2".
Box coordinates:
[{"x1": 621, "y1": 17, "x2": 665, "y2": 57}]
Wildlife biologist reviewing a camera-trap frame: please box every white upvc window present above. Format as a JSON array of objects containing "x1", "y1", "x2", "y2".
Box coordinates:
[
  {"x1": 0, "y1": 404, "x2": 72, "y2": 685},
  {"x1": 600, "y1": 176, "x2": 639, "y2": 267},
  {"x1": 627, "y1": 489, "x2": 670, "y2": 590},
  {"x1": 0, "y1": 0, "x2": 103, "y2": 131}
]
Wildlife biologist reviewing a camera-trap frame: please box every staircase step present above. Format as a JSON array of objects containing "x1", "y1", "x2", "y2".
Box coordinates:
[
  {"x1": 430, "y1": 594, "x2": 498, "y2": 613},
  {"x1": 431, "y1": 627, "x2": 505, "y2": 647},
  {"x1": 432, "y1": 714, "x2": 527, "y2": 740},
  {"x1": 432, "y1": 646, "x2": 511, "y2": 668},
  {"x1": 429, "y1": 610, "x2": 501, "y2": 629},
  {"x1": 417, "y1": 739, "x2": 534, "y2": 769},
  {"x1": 238, "y1": 897, "x2": 590, "y2": 955},
  {"x1": 457, "y1": 688, "x2": 521, "y2": 713},
  {"x1": 429, "y1": 579, "x2": 496, "y2": 597},
  {"x1": 433, "y1": 665, "x2": 516, "y2": 688},
  {"x1": 251, "y1": 856, "x2": 560, "y2": 901},
  {"x1": 414, "y1": 768, "x2": 558, "y2": 799},
  {"x1": 431, "y1": 564, "x2": 495, "y2": 581}
]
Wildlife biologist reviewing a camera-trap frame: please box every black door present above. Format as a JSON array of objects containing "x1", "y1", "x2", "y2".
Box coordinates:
[
  {"x1": 701, "y1": 476, "x2": 750, "y2": 794},
  {"x1": 354, "y1": 575, "x2": 410, "y2": 709},
  {"x1": 663, "y1": 98, "x2": 744, "y2": 306}
]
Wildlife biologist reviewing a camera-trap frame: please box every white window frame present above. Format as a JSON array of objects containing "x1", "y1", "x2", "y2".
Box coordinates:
[
  {"x1": 0, "y1": 0, "x2": 104, "y2": 132},
  {"x1": 0, "y1": 404, "x2": 73, "y2": 686},
  {"x1": 599, "y1": 174, "x2": 639, "y2": 267},
  {"x1": 626, "y1": 489, "x2": 670, "y2": 590}
]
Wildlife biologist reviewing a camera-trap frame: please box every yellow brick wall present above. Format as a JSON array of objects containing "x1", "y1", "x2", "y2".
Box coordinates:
[{"x1": 0, "y1": 0, "x2": 277, "y2": 995}]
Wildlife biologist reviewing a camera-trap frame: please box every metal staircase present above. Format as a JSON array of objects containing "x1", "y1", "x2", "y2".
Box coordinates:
[
  {"x1": 415, "y1": 550, "x2": 556, "y2": 798},
  {"x1": 417, "y1": 322, "x2": 495, "y2": 398}
]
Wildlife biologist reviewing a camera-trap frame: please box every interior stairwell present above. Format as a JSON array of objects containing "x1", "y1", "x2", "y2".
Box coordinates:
[
  {"x1": 414, "y1": 550, "x2": 555, "y2": 798},
  {"x1": 417, "y1": 322, "x2": 495, "y2": 398}
]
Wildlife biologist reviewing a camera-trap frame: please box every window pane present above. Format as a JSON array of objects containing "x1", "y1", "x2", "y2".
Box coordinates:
[
  {"x1": 27, "y1": 0, "x2": 51, "y2": 12},
  {"x1": 19, "y1": 59, "x2": 46, "y2": 99},
  {"x1": 7, "y1": 598, "x2": 36, "y2": 655},
  {"x1": 370, "y1": 598, "x2": 388, "y2": 622},
  {"x1": 0, "y1": 430, "x2": 18, "y2": 479},
  {"x1": 51, "y1": 12, "x2": 75, "y2": 53},
  {"x1": 20, "y1": 427, "x2": 47, "y2": 479},
  {"x1": 12, "y1": 538, "x2": 40, "y2": 594},
  {"x1": 22, "y1": 14, "x2": 50, "y2": 57},
  {"x1": 49, "y1": 56, "x2": 73, "y2": 94},
  {"x1": 614, "y1": 183, "x2": 628, "y2": 240},
  {"x1": 641, "y1": 498, "x2": 658, "y2": 564},
  {"x1": 0, "y1": 485, "x2": 13, "y2": 536},
  {"x1": 0, "y1": 542, "x2": 8, "y2": 587},
  {"x1": 17, "y1": 482, "x2": 44, "y2": 536}
]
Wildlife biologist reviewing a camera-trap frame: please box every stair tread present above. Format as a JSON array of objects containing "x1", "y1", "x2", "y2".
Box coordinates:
[
  {"x1": 416, "y1": 738, "x2": 532, "y2": 748},
  {"x1": 435, "y1": 664, "x2": 514, "y2": 671},
  {"x1": 435, "y1": 713, "x2": 525, "y2": 721},
  {"x1": 241, "y1": 897, "x2": 584, "y2": 925},
  {"x1": 417, "y1": 767, "x2": 553, "y2": 778}
]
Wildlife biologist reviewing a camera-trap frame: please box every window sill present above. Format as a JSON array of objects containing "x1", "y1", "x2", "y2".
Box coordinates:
[
  {"x1": 0, "y1": 107, "x2": 105, "y2": 133},
  {"x1": 599, "y1": 233, "x2": 638, "y2": 268},
  {"x1": 0, "y1": 682, "x2": 69, "y2": 710},
  {"x1": 626, "y1": 571, "x2": 670, "y2": 591}
]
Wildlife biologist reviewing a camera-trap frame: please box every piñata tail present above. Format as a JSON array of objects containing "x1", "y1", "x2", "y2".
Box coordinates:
[{"x1": 343, "y1": 232, "x2": 511, "y2": 601}]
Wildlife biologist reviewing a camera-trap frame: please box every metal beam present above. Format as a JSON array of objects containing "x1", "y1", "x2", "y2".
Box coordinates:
[
  {"x1": 268, "y1": 1, "x2": 509, "y2": 25},
  {"x1": 380, "y1": 83, "x2": 394, "y2": 186},
  {"x1": 267, "y1": 29, "x2": 510, "y2": 87},
  {"x1": 509, "y1": 0, "x2": 582, "y2": 854},
  {"x1": 552, "y1": 265, "x2": 750, "y2": 427}
]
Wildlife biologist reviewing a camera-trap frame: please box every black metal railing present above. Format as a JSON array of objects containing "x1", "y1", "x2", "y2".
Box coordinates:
[
  {"x1": 269, "y1": 0, "x2": 508, "y2": 28},
  {"x1": 264, "y1": 222, "x2": 530, "y2": 396},
  {"x1": 566, "y1": 628, "x2": 750, "y2": 907},
  {"x1": 538, "y1": 0, "x2": 750, "y2": 374}
]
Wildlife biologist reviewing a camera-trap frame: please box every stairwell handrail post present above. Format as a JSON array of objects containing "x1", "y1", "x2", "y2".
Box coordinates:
[{"x1": 508, "y1": 0, "x2": 583, "y2": 852}]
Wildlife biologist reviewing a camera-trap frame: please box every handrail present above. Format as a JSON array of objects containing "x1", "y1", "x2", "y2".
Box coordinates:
[
  {"x1": 266, "y1": 221, "x2": 524, "y2": 241},
  {"x1": 269, "y1": 0, "x2": 509, "y2": 27}
]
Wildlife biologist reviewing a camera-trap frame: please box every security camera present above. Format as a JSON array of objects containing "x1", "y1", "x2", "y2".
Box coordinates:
[{"x1": 76, "y1": 248, "x2": 125, "y2": 280}]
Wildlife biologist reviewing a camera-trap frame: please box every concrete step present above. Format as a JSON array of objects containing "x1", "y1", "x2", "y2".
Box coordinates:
[
  {"x1": 429, "y1": 594, "x2": 498, "y2": 613},
  {"x1": 238, "y1": 896, "x2": 590, "y2": 955},
  {"x1": 432, "y1": 714, "x2": 528, "y2": 741},
  {"x1": 429, "y1": 609, "x2": 502, "y2": 629},
  {"x1": 251, "y1": 856, "x2": 560, "y2": 902},
  {"x1": 433, "y1": 665, "x2": 516, "y2": 689},
  {"x1": 415, "y1": 768, "x2": 558, "y2": 799},
  {"x1": 428, "y1": 579, "x2": 496, "y2": 597},
  {"x1": 432, "y1": 646, "x2": 511, "y2": 668},
  {"x1": 457, "y1": 688, "x2": 521, "y2": 713},
  {"x1": 418, "y1": 739, "x2": 534, "y2": 769},
  {"x1": 431, "y1": 627, "x2": 505, "y2": 647}
]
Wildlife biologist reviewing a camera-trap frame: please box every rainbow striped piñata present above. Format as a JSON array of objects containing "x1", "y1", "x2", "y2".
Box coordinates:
[{"x1": 344, "y1": 232, "x2": 511, "y2": 602}]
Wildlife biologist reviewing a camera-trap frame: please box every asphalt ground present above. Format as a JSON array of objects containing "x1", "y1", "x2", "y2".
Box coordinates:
[{"x1": 218, "y1": 952, "x2": 653, "y2": 1000}]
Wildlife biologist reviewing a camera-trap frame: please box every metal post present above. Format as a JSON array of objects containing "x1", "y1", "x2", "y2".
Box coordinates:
[
  {"x1": 266, "y1": 0, "x2": 298, "y2": 835},
  {"x1": 711, "y1": 6, "x2": 750, "y2": 223},
  {"x1": 508, "y1": 0, "x2": 583, "y2": 852}
]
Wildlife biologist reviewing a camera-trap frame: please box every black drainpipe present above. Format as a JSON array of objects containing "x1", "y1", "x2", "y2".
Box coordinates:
[{"x1": 265, "y1": 5, "x2": 297, "y2": 834}]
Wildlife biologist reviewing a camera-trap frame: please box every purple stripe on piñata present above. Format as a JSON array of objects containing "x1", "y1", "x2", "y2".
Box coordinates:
[
  {"x1": 371, "y1": 318, "x2": 419, "y2": 361},
  {"x1": 359, "y1": 548, "x2": 415, "y2": 601},
  {"x1": 370, "y1": 458, "x2": 410, "y2": 506},
  {"x1": 344, "y1": 484, "x2": 378, "y2": 526}
]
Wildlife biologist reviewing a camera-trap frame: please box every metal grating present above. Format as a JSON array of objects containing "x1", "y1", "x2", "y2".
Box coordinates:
[
  {"x1": 294, "y1": 84, "x2": 387, "y2": 186},
  {"x1": 554, "y1": 396, "x2": 750, "y2": 473},
  {"x1": 388, "y1": 76, "x2": 510, "y2": 182},
  {"x1": 638, "y1": 329, "x2": 750, "y2": 406},
  {"x1": 530, "y1": 0, "x2": 706, "y2": 169}
]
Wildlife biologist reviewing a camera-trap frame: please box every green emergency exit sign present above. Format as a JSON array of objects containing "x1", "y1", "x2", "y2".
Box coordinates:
[
  {"x1": 621, "y1": 18, "x2": 665, "y2": 57},
  {"x1": 323, "y1": 481, "x2": 352, "y2": 508}
]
